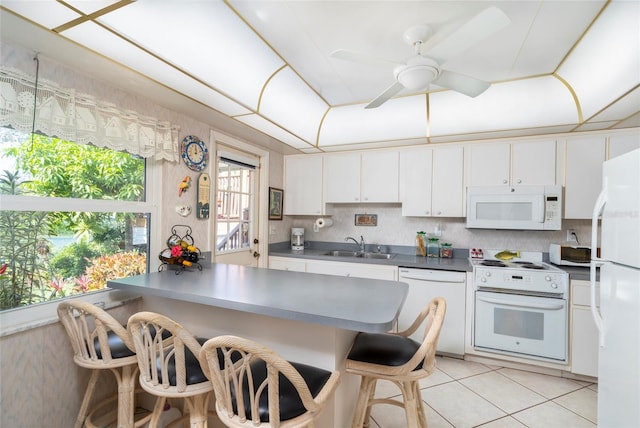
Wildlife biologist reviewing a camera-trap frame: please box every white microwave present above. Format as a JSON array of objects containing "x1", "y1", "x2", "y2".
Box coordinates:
[{"x1": 466, "y1": 185, "x2": 562, "y2": 230}]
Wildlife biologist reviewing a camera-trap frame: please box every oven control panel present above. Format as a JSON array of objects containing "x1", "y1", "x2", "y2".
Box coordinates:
[{"x1": 474, "y1": 267, "x2": 568, "y2": 296}]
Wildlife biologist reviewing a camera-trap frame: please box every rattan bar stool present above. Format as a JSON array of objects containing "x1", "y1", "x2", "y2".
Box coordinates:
[
  {"x1": 345, "y1": 297, "x2": 446, "y2": 428},
  {"x1": 127, "y1": 311, "x2": 214, "y2": 428},
  {"x1": 57, "y1": 299, "x2": 152, "y2": 428},
  {"x1": 199, "y1": 335, "x2": 341, "y2": 428}
]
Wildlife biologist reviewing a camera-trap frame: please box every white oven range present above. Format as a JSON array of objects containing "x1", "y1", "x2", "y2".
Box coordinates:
[{"x1": 472, "y1": 251, "x2": 569, "y2": 363}]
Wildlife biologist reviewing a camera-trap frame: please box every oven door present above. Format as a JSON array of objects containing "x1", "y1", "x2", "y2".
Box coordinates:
[{"x1": 474, "y1": 290, "x2": 567, "y2": 362}]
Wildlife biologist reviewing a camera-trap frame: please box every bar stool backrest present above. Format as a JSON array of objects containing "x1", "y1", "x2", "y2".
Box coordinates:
[{"x1": 57, "y1": 300, "x2": 135, "y2": 368}]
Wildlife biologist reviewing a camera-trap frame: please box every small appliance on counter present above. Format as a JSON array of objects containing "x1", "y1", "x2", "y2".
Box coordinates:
[
  {"x1": 290, "y1": 227, "x2": 305, "y2": 251},
  {"x1": 549, "y1": 243, "x2": 597, "y2": 266}
]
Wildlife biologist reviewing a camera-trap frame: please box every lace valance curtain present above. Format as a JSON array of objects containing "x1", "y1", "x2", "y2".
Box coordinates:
[{"x1": 0, "y1": 66, "x2": 179, "y2": 161}]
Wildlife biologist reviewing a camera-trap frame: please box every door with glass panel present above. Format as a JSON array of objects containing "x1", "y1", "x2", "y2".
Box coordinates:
[{"x1": 214, "y1": 147, "x2": 260, "y2": 267}]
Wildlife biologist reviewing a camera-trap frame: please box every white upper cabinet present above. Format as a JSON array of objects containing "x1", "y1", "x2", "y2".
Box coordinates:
[
  {"x1": 400, "y1": 146, "x2": 464, "y2": 217},
  {"x1": 562, "y1": 135, "x2": 606, "y2": 219},
  {"x1": 323, "y1": 152, "x2": 360, "y2": 203},
  {"x1": 467, "y1": 140, "x2": 556, "y2": 187},
  {"x1": 432, "y1": 146, "x2": 465, "y2": 217},
  {"x1": 467, "y1": 143, "x2": 510, "y2": 186},
  {"x1": 609, "y1": 132, "x2": 640, "y2": 159},
  {"x1": 324, "y1": 151, "x2": 398, "y2": 203},
  {"x1": 399, "y1": 148, "x2": 433, "y2": 216},
  {"x1": 283, "y1": 155, "x2": 328, "y2": 216}
]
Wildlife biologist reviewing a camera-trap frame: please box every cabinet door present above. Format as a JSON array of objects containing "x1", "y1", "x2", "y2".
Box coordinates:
[
  {"x1": 323, "y1": 153, "x2": 360, "y2": 203},
  {"x1": 609, "y1": 133, "x2": 640, "y2": 159},
  {"x1": 571, "y1": 306, "x2": 599, "y2": 377},
  {"x1": 399, "y1": 148, "x2": 432, "y2": 216},
  {"x1": 467, "y1": 143, "x2": 510, "y2": 186},
  {"x1": 305, "y1": 260, "x2": 397, "y2": 281},
  {"x1": 432, "y1": 146, "x2": 464, "y2": 217},
  {"x1": 570, "y1": 280, "x2": 599, "y2": 377},
  {"x1": 268, "y1": 256, "x2": 306, "y2": 272},
  {"x1": 564, "y1": 136, "x2": 606, "y2": 219},
  {"x1": 361, "y1": 151, "x2": 399, "y2": 202},
  {"x1": 511, "y1": 140, "x2": 556, "y2": 185},
  {"x1": 284, "y1": 156, "x2": 324, "y2": 215}
]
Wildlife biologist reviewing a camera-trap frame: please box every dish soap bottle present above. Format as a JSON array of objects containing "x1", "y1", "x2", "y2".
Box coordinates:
[{"x1": 427, "y1": 237, "x2": 440, "y2": 258}]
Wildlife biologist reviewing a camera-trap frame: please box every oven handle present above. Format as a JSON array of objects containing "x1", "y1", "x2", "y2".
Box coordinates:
[{"x1": 477, "y1": 295, "x2": 565, "y2": 310}]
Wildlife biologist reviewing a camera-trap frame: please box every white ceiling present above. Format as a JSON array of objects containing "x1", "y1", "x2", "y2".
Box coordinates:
[{"x1": 1, "y1": 1, "x2": 639, "y2": 154}]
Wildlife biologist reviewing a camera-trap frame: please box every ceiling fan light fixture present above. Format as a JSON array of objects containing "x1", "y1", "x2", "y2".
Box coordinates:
[{"x1": 396, "y1": 65, "x2": 439, "y2": 90}]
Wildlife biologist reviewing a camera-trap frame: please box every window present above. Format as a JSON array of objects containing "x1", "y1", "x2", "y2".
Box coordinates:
[{"x1": 0, "y1": 128, "x2": 156, "y2": 312}]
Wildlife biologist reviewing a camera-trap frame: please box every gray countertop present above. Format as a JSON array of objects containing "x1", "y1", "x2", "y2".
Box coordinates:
[
  {"x1": 269, "y1": 242, "x2": 592, "y2": 280},
  {"x1": 107, "y1": 263, "x2": 408, "y2": 333},
  {"x1": 269, "y1": 247, "x2": 473, "y2": 272}
]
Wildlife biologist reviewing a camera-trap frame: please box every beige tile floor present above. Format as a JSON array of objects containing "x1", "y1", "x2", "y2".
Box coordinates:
[{"x1": 366, "y1": 356, "x2": 598, "y2": 428}]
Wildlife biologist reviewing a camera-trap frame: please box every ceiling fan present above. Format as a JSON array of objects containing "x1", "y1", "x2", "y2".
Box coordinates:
[{"x1": 331, "y1": 6, "x2": 511, "y2": 109}]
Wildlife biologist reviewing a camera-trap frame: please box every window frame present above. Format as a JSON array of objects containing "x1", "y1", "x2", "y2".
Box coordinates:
[{"x1": 0, "y1": 156, "x2": 164, "y2": 337}]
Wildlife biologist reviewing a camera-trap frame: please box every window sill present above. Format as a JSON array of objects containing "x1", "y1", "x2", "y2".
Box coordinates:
[{"x1": 0, "y1": 289, "x2": 142, "y2": 338}]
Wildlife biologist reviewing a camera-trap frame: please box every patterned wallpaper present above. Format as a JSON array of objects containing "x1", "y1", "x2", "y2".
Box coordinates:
[
  {"x1": 286, "y1": 205, "x2": 593, "y2": 253},
  {"x1": 0, "y1": 300, "x2": 141, "y2": 427}
]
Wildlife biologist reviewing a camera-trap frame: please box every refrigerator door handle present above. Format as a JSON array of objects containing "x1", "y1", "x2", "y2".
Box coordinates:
[{"x1": 590, "y1": 181, "x2": 607, "y2": 347}]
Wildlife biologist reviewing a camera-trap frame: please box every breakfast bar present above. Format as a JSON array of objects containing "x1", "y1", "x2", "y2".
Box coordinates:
[{"x1": 108, "y1": 263, "x2": 409, "y2": 427}]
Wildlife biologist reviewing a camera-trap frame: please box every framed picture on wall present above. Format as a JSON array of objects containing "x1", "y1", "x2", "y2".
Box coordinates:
[{"x1": 268, "y1": 187, "x2": 283, "y2": 220}]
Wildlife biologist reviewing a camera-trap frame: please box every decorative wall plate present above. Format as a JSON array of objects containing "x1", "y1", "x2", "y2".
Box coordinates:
[{"x1": 181, "y1": 135, "x2": 209, "y2": 171}]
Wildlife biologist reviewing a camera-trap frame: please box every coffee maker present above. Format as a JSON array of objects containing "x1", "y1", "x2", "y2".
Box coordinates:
[{"x1": 291, "y1": 228, "x2": 305, "y2": 251}]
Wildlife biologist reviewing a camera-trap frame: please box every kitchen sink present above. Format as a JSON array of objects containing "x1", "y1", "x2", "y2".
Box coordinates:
[
  {"x1": 323, "y1": 250, "x2": 361, "y2": 257},
  {"x1": 322, "y1": 250, "x2": 395, "y2": 259},
  {"x1": 362, "y1": 252, "x2": 395, "y2": 259}
]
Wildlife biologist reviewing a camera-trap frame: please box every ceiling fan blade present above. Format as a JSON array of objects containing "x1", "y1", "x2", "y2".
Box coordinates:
[
  {"x1": 433, "y1": 70, "x2": 490, "y2": 97},
  {"x1": 425, "y1": 6, "x2": 510, "y2": 64},
  {"x1": 365, "y1": 81, "x2": 405, "y2": 109},
  {"x1": 331, "y1": 49, "x2": 401, "y2": 67}
]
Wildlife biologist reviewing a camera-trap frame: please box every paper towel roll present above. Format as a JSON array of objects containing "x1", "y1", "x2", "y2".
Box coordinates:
[{"x1": 315, "y1": 218, "x2": 333, "y2": 229}]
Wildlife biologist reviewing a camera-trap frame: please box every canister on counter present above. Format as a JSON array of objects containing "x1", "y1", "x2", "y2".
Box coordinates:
[
  {"x1": 416, "y1": 231, "x2": 426, "y2": 256},
  {"x1": 440, "y1": 243, "x2": 453, "y2": 258},
  {"x1": 427, "y1": 237, "x2": 440, "y2": 258}
]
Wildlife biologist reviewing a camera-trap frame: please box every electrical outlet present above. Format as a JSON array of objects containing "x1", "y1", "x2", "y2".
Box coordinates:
[{"x1": 567, "y1": 229, "x2": 577, "y2": 242}]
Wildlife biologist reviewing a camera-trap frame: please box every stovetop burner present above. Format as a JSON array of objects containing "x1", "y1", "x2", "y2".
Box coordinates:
[
  {"x1": 481, "y1": 260, "x2": 507, "y2": 267},
  {"x1": 522, "y1": 264, "x2": 545, "y2": 269}
]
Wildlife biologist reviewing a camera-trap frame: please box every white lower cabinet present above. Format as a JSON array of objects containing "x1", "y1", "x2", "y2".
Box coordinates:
[
  {"x1": 268, "y1": 256, "x2": 306, "y2": 272},
  {"x1": 570, "y1": 280, "x2": 599, "y2": 377},
  {"x1": 305, "y1": 259, "x2": 397, "y2": 281},
  {"x1": 268, "y1": 256, "x2": 397, "y2": 281}
]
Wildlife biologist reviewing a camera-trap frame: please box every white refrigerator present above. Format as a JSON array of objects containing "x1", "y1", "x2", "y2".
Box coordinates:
[{"x1": 591, "y1": 148, "x2": 640, "y2": 427}]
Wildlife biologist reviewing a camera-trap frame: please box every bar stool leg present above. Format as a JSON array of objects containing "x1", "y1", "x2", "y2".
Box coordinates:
[
  {"x1": 76, "y1": 369, "x2": 101, "y2": 428},
  {"x1": 352, "y1": 376, "x2": 376, "y2": 428},
  {"x1": 114, "y1": 365, "x2": 137, "y2": 428},
  {"x1": 183, "y1": 392, "x2": 211, "y2": 427},
  {"x1": 413, "y1": 381, "x2": 428, "y2": 428},
  {"x1": 362, "y1": 378, "x2": 377, "y2": 426}
]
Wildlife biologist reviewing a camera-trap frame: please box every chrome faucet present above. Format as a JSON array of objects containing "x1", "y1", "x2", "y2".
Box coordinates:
[{"x1": 345, "y1": 235, "x2": 365, "y2": 253}]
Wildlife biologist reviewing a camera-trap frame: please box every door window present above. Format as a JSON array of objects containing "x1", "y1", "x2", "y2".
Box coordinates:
[{"x1": 215, "y1": 153, "x2": 256, "y2": 254}]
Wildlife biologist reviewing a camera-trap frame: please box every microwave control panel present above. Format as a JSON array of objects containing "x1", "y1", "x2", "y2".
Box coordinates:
[{"x1": 544, "y1": 194, "x2": 561, "y2": 226}]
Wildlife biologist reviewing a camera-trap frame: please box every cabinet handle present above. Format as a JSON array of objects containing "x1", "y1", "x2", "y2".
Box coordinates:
[
  {"x1": 516, "y1": 179, "x2": 522, "y2": 184},
  {"x1": 502, "y1": 179, "x2": 508, "y2": 184},
  {"x1": 426, "y1": 211, "x2": 430, "y2": 215}
]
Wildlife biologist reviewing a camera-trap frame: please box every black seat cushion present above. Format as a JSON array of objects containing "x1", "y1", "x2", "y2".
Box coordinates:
[
  {"x1": 94, "y1": 325, "x2": 171, "y2": 359},
  {"x1": 233, "y1": 360, "x2": 332, "y2": 422},
  {"x1": 347, "y1": 332, "x2": 423, "y2": 370},
  {"x1": 158, "y1": 337, "x2": 209, "y2": 386},
  {"x1": 94, "y1": 330, "x2": 135, "y2": 359}
]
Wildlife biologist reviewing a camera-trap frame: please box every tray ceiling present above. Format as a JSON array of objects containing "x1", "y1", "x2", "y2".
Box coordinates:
[{"x1": 1, "y1": 1, "x2": 638, "y2": 154}]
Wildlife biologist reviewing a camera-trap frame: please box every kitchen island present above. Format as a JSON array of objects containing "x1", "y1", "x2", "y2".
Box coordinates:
[{"x1": 108, "y1": 263, "x2": 408, "y2": 427}]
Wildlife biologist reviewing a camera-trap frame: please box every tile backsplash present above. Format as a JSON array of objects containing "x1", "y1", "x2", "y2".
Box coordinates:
[{"x1": 288, "y1": 204, "x2": 593, "y2": 253}]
